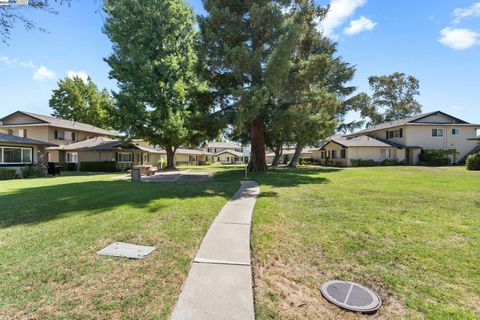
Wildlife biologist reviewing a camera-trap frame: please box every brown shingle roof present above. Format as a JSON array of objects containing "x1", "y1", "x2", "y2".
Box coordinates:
[
  {"x1": 343, "y1": 111, "x2": 470, "y2": 138},
  {"x1": 1, "y1": 111, "x2": 117, "y2": 136},
  {"x1": 0, "y1": 133, "x2": 57, "y2": 146},
  {"x1": 322, "y1": 136, "x2": 402, "y2": 149}
]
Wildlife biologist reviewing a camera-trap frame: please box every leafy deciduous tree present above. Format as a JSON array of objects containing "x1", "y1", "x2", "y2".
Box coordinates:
[
  {"x1": 361, "y1": 72, "x2": 422, "y2": 127},
  {"x1": 103, "y1": 0, "x2": 209, "y2": 169},
  {"x1": 49, "y1": 76, "x2": 113, "y2": 129}
]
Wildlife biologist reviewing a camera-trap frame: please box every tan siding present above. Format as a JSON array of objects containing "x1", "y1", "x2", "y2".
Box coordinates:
[{"x1": 2, "y1": 113, "x2": 44, "y2": 125}]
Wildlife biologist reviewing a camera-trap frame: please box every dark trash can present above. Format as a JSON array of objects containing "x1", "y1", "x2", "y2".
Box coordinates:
[{"x1": 48, "y1": 163, "x2": 63, "y2": 176}]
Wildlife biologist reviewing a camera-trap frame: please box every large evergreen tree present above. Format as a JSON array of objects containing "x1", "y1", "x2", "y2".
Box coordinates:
[
  {"x1": 49, "y1": 76, "x2": 113, "y2": 129},
  {"x1": 198, "y1": 0, "x2": 287, "y2": 172},
  {"x1": 262, "y1": 1, "x2": 362, "y2": 167},
  {"x1": 103, "y1": 0, "x2": 209, "y2": 169}
]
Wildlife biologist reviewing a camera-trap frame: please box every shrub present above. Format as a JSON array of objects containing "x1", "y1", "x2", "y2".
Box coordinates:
[
  {"x1": 299, "y1": 158, "x2": 312, "y2": 165},
  {"x1": 157, "y1": 159, "x2": 167, "y2": 169},
  {"x1": 419, "y1": 149, "x2": 456, "y2": 166},
  {"x1": 0, "y1": 168, "x2": 17, "y2": 180},
  {"x1": 59, "y1": 162, "x2": 77, "y2": 171},
  {"x1": 466, "y1": 153, "x2": 480, "y2": 171},
  {"x1": 22, "y1": 165, "x2": 45, "y2": 178},
  {"x1": 79, "y1": 161, "x2": 118, "y2": 172},
  {"x1": 350, "y1": 159, "x2": 378, "y2": 167}
]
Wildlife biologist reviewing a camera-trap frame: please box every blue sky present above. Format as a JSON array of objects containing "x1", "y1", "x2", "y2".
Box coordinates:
[{"x1": 1, "y1": 0, "x2": 479, "y2": 124}]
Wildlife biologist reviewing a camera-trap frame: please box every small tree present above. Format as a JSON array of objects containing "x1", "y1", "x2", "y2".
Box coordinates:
[
  {"x1": 466, "y1": 153, "x2": 480, "y2": 171},
  {"x1": 361, "y1": 72, "x2": 422, "y2": 127},
  {"x1": 104, "y1": 0, "x2": 207, "y2": 169},
  {"x1": 49, "y1": 76, "x2": 113, "y2": 129}
]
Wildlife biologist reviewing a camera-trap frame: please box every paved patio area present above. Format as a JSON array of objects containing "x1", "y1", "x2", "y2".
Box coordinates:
[
  {"x1": 170, "y1": 180, "x2": 260, "y2": 320},
  {"x1": 113, "y1": 170, "x2": 213, "y2": 182}
]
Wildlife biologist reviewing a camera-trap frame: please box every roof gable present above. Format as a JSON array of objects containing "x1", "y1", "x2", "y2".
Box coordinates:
[
  {"x1": 344, "y1": 111, "x2": 470, "y2": 138},
  {"x1": 0, "y1": 111, "x2": 117, "y2": 136}
]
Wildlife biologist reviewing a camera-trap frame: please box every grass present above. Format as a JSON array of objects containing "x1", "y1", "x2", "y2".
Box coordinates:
[
  {"x1": 0, "y1": 171, "x2": 240, "y2": 319},
  {"x1": 250, "y1": 166, "x2": 480, "y2": 319},
  {"x1": 1, "y1": 165, "x2": 479, "y2": 319}
]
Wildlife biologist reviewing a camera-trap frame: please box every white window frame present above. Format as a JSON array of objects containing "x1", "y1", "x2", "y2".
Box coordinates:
[
  {"x1": 451, "y1": 128, "x2": 460, "y2": 136},
  {"x1": 476, "y1": 128, "x2": 480, "y2": 137},
  {"x1": 0, "y1": 146, "x2": 33, "y2": 164},
  {"x1": 432, "y1": 128, "x2": 444, "y2": 137},
  {"x1": 66, "y1": 152, "x2": 78, "y2": 163},
  {"x1": 118, "y1": 152, "x2": 133, "y2": 163},
  {"x1": 18, "y1": 129, "x2": 26, "y2": 138}
]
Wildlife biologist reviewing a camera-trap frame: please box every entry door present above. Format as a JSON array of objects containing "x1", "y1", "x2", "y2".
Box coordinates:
[{"x1": 405, "y1": 149, "x2": 410, "y2": 165}]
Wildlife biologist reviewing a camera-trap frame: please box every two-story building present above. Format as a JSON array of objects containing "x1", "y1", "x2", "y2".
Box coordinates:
[
  {"x1": 313, "y1": 111, "x2": 480, "y2": 166},
  {"x1": 0, "y1": 111, "x2": 117, "y2": 163}
]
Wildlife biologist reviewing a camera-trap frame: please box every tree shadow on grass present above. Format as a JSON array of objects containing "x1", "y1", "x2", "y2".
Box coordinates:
[{"x1": 0, "y1": 166, "x2": 338, "y2": 228}]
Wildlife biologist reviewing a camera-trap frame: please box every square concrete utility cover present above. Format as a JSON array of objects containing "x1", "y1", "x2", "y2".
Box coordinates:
[{"x1": 97, "y1": 242, "x2": 156, "y2": 259}]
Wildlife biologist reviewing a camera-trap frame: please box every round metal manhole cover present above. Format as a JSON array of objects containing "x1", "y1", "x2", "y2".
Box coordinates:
[{"x1": 320, "y1": 280, "x2": 381, "y2": 313}]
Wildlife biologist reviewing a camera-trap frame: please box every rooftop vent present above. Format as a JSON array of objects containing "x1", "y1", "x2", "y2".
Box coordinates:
[{"x1": 320, "y1": 280, "x2": 381, "y2": 313}]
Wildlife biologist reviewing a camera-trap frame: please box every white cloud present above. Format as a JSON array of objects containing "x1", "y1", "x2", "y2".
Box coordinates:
[
  {"x1": 33, "y1": 66, "x2": 56, "y2": 81},
  {"x1": 319, "y1": 0, "x2": 367, "y2": 38},
  {"x1": 0, "y1": 56, "x2": 17, "y2": 66},
  {"x1": 67, "y1": 70, "x2": 89, "y2": 83},
  {"x1": 19, "y1": 60, "x2": 36, "y2": 69},
  {"x1": 343, "y1": 16, "x2": 377, "y2": 35},
  {"x1": 439, "y1": 27, "x2": 479, "y2": 50},
  {"x1": 453, "y1": 2, "x2": 480, "y2": 23}
]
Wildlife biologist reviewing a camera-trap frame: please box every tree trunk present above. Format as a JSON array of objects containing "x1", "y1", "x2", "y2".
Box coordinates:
[
  {"x1": 165, "y1": 146, "x2": 176, "y2": 170},
  {"x1": 287, "y1": 144, "x2": 303, "y2": 168},
  {"x1": 247, "y1": 115, "x2": 268, "y2": 172},
  {"x1": 271, "y1": 144, "x2": 282, "y2": 167}
]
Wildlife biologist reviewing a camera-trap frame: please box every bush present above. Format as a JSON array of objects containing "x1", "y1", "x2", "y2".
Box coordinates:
[
  {"x1": 22, "y1": 165, "x2": 45, "y2": 178},
  {"x1": 299, "y1": 158, "x2": 312, "y2": 165},
  {"x1": 157, "y1": 159, "x2": 167, "y2": 169},
  {"x1": 0, "y1": 168, "x2": 17, "y2": 180},
  {"x1": 350, "y1": 159, "x2": 378, "y2": 167},
  {"x1": 79, "y1": 161, "x2": 118, "y2": 172},
  {"x1": 466, "y1": 153, "x2": 480, "y2": 171},
  {"x1": 419, "y1": 149, "x2": 456, "y2": 166},
  {"x1": 59, "y1": 162, "x2": 77, "y2": 171}
]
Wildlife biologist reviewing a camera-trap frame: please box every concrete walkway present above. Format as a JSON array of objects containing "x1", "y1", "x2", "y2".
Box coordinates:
[{"x1": 171, "y1": 180, "x2": 260, "y2": 320}]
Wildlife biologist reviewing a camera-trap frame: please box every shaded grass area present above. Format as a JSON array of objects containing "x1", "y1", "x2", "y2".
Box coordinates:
[
  {"x1": 0, "y1": 171, "x2": 241, "y2": 319},
  {"x1": 250, "y1": 166, "x2": 480, "y2": 320}
]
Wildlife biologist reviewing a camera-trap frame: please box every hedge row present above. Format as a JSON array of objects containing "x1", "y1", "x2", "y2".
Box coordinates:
[
  {"x1": 79, "y1": 161, "x2": 119, "y2": 172},
  {"x1": 351, "y1": 159, "x2": 407, "y2": 167},
  {"x1": 0, "y1": 168, "x2": 17, "y2": 180}
]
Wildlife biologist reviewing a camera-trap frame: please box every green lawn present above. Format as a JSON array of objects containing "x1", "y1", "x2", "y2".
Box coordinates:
[
  {"x1": 1, "y1": 166, "x2": 479, "y2": 319},
  {"x1": 250, "y1": 166, "x2": 480, "y2": 320},
  {"x1": 0, "y1": 171, "x2": 240, "y2": 319}
]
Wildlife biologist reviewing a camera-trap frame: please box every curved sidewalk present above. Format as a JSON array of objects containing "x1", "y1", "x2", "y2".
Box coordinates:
[{"x1": 170, "y1": 180, "x2": 260, "y2": 320}]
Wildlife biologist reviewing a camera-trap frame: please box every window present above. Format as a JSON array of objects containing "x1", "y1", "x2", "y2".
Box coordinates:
[
  {"x1": 0, "y1": 147, "x2": 32, "y2": 164},
  {"x1": 143, "y1": 154, "x2": 148, "y2": 163},
  {"x1": 189, "y1": 155, "x2": 197, "y2": 162},
  {"x1": 320, "y1": 151, "x2": 325, "y2": 159},
  {"x1": 22, "y1": 148, "x2": 31, "y2": 163},
  {"x1": 452, "y1": 128, "x2": 460, "y2": 136},
  {"x1": 340, "y1": 149, "x2": 346, "y2": 159},
  {"x1": 332, "y1": 150, "x2": 338, "y2": 159},
  {"x1": 387, "y1": 129, "x2": 403, "y2": 139},
  {"x1": 118, "y1": 153, "x2": 132, "y2": 163},
  {"x1": 18, "y1": 129, "x2": 27, "y2": 138},
  {"x1": 66, "y1": 152, "x2": 78, "y2": 163},
  {"x1": 55, "y1": 130, "x2": 65, "y2": 140},
  {"x1": 432, "y1": 128, "x2": 444, "y2": 137},
  {"x1": 476, "y1": 129, "x2": 480, "y2": 137},
  {"x1": 380, "y1": 149, "x2": 391, "y2": 159},
  {"x1": 64, "y1": 131, "x2": 72, "y2": 141}
]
